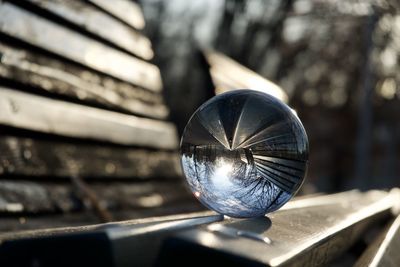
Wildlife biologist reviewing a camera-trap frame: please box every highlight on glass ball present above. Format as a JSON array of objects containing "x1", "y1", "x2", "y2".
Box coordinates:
[{"x1": 180, "y1": 90, "x2": 309, "y2": 218}]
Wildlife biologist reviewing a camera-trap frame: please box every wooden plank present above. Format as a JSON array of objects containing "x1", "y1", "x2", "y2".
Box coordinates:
[
  {"x1": 0, "y1": 203, "x2": 205, "y2": 234},
  {"x1": 0, "y1": 213, "x2": 102, "y2": 234},
  {"x1": 0, "y1": 2, "x2": 161, "y2": 91},
  {"x1": 203, "y1": 50, "x2": 288, "y2": 103},
  {"x1": 0, "y1": 43, "x2": 168, "y2": 119},
  {"x1": 0, "y1": 211, "x2": 214, "y2": 241},
  {"x1": 158, "y1": 190, "x2": 400, "y2": 267},
  {"x1": 88, "y1": 0, "x2": 145, "y2": 30},
  {"x1": 25, "y1": 0, "x2": 153, "y2": 60},
  {"x1": 0, "y1": 214, "x2": 222, "y2": 267},
  {"x1": 0, "y1": 88, "x2": 178, "y2": 149},
  {"x1": 355, "y1": 214, "x2": 400, "y2": 267},
  {"x1": 0, "y1": 136, "x2": 181, "y2": 179},
  {"x1": 0, "y1": 180, "x2": 192, "y2": 214}
]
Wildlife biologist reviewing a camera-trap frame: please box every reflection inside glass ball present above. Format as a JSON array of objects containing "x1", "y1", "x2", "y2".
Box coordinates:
[{"x1": 180, "y1": 90, "x2": 309, "y2": 218}]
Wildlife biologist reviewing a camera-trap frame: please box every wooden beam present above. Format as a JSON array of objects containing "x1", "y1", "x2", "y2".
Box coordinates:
[
  {"x1": 0, "y1": 213, "x2": 221, "y2": 267},
  {"x1": 0, "y1": 2, "x2": 162, "y2": 91},
  {"x1": 25, "y1": 0, "x2": 153, "y2": 60},
  {"x1": 158, "y1": 190, "x2": 400, "y2": 266},
  {"x1": 87, "y1": 0, "x2": 145, "y2": 30},
  {"x1": 203, "y1": 50, "x2": 288, "y2": 103},
  {"x1": 0, "y1": 136, "x2": 181, "y2": 179},
  {"x1": 0, "y1": 88, "x2": 178, "y2": 149},
  {"x1": 0, "y1": 211, "x2": 214, "y2": 241},
  {"x1": 0, "y1": 206, "x2": 207, "y2": 235},
  {"x1": 355, "y1": 214, "x2": 400, "y2": 267},
  {"x1": 0, "y1": 180, "x2": 192, "y2": 214},
  {"x1": 0, "y1": 43, "x2": 168, "y2": 119}
]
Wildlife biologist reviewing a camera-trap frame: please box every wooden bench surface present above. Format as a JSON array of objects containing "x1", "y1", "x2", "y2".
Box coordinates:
[
  {"x1": 0, "y1": 0, "x2": 195, "y2": 229},
  {"x1": 0, "y1": 190, "x2": 399, "y2": 266}
]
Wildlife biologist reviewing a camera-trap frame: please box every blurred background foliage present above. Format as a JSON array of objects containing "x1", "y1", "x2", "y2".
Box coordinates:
[{"x1": 140, "y1": 0, "x2": 400, "y2": 193}]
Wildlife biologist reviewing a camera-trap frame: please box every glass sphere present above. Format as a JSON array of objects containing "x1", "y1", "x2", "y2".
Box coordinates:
[{"x1": 180, "y1": 90, "x2": 309, "y2": 218}]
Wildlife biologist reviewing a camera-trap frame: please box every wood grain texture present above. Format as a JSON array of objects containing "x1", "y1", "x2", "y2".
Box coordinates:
[
  {"x1": 0, "y1": 88, "x2": 178, "y2": 149},
  {"x1": 0, "y1": 210, "x2": 210, "y2": 239},
  {"x1": 0, "y1": 136, "x2": 181, "y2": 179},
  {"x1": 25, "y1": 0, "x2": 153, "y2": 59},
  {"x1": 0, "y1": 180, "x2": 192, "y2": 214},
  {"x1": 0, "y1": 2, "x2": 161, "y2": 91},
  {"x1": 0, "y1": 43, "x2": 168, "y2": 119},
  {"x1": 87, "y1": 0, "x2": 145, "y2": 30}
]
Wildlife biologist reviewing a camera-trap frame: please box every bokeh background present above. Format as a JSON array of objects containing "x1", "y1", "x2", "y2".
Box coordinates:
[{"x1": 140, "y1": 0, "x2": 400, "y2": 193}]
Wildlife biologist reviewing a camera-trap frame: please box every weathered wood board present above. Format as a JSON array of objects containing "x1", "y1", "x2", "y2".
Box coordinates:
[
  {"x1": 87, "y1": 0, "x2": 145, "y2": 30},
  {"x1": 0, "y1": 179, "x2": 191, "y2": 214},
  {"x1": 0, "y1": 211, "x2": 212, "y2": 240},
  {"x1": 0, "y1": 88, "x2": 178, "y2": 149},
  {"x1": 0, "y1": 136, "x2": 181, "y2": 179},
  {"x1": 24, "y1": 0, "x2": 153, "y2": 59},
  {"x1": 0, "y1": 43, "x2": 168, "y2": 118},
  {"x1": 159, "y1": 190, "x2": 400, "y2": 267},
  {"x1": 355, "y1": 214, "x2": 400, "y2": 267}
]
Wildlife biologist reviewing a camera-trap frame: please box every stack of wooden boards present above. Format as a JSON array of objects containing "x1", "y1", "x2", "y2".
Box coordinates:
[{"x1": 0, "y1": 0, "x2": 199, "y2": 231}]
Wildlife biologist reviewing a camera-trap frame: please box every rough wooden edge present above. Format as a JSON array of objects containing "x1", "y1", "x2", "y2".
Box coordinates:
[
  {"x1": 0, "y1": 179, "x2": 192, "y2": 213},
  {"x1": 0, "y1": 135, "x2": 182, "y2": 179},
  {"x1": 0, "y1": 136, "x2": 182, "y2": 179},
  {"x1": 25, "y1": 0, "x2": 153, "y2": 59},
  {"x1": 88, "y1": 0, "x2": 146, "y2": 30},
  {"x1": 0, "y1": 43, "x2": 168, "y2": 119},
  {"x1": 0, "y1": 88, "x2": 178, "y2": 149}
]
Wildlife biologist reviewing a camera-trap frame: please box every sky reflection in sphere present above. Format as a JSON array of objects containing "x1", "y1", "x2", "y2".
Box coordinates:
[{"x1": 180, "y1": 90, "x2": 309, "y2": 218}]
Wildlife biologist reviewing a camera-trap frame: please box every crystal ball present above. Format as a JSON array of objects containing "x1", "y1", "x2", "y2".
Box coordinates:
[{"x1": 180, "y1": 90, "x2": 309, "y2": 218}]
